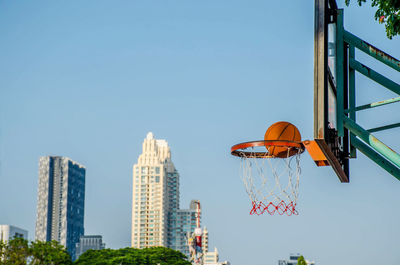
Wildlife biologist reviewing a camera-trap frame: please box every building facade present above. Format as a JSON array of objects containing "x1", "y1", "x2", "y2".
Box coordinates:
[
  {"x1": 203, "y1": 247, "x2": 230, "y2": 265},
  {"x1": 168, "y1": 200, "x2": 202, "y2": 256},
  {"x1": 278, "y1": 254, "x2": 315, "y2": 265},
  {"x1": 75, "y1": 235, "x2": 105, "y2": 260},
  {"x1": 35, "y1": 156, "x2": 85, "y2": 261},
  {"x1": 0, "y1": 225, "x2": 28, "y2": 242},
  {"x1": 202, "y1": 227, "x2": 209, "y2": 254},
  {"x1": 131, "y1": 132, "x2": 217, "y2": 262},
  {"x1": 131, "y1": 132, "x2": 178, "y2": 248},
  {"x1": 131, "y1": 133, "x2": 204, "y2": 254}
]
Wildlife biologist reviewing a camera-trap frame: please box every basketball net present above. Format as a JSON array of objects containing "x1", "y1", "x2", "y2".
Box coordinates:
[{"x1": 239, "y1": 148, "x2": 302, "y2": 216}]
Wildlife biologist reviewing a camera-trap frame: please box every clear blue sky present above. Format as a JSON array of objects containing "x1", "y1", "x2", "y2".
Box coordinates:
[{"x1": 1, "y1": 1, "x2": 399, "y2": 264}]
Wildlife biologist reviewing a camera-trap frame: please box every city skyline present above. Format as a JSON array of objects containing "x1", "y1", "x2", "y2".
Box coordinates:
[
  {"x1": 1, "y1": 1, "x2": 400, "y2": 264},
  {"x1": 3, "y1": 133, "x2": 223, "y2": 262}
]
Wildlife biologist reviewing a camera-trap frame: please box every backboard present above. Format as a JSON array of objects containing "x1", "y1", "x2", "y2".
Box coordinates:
[{"x1": 314, "y1": 0, "x2": 349, "y2": 182}]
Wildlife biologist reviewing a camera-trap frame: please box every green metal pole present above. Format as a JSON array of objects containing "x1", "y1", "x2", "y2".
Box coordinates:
[
  {"x1": 351, "y1": 137, "x2": 400, "y2": 180},
  {"x1": 345, "y1": 96, "x2": 400, "y2": 113},
  {"x1": 343, "y1": 30, "x2": 400, "y2": 72},
  {"x1": 368, "y1": 123, "x2": 400, "y2": 133},
  {"x1": 349, "y1": 59, "x2": 400, "y2": 95},
  {"x1": 343, "y1": 116, "x2": 400, "y2": 169},
  {"x1": 336, "y1": 9, "x2": 344, "y2": 137}
]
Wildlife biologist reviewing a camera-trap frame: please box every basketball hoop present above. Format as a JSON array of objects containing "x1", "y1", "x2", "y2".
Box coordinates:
[{"x1": 231, "y1": 140, "x2": 305, "y2": 216}]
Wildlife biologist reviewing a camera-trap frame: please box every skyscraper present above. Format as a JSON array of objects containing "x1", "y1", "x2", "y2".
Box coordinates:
[
  {"x1": 131, "y1": 132, "x2": 178, "y2": 248},
  {"x1": 131, "y1": 133, "x2": 206, "y2": 258},
  {"x1": 35, "y1": 156, "x2": 85, "y2": 261}
]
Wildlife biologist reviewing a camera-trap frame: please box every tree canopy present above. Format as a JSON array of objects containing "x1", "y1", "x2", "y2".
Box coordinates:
[
  {"x1": 1, "y1": 237, "x2": 30, "y2": 265},
  {"x1": 29, "y1": 240, "x2": 72, "y2": 265},
  {"x1": 345, "y1": 0, "x2": 400, "y2": 38},
  {"x1": 74, "y1": 247, "x2": 191, "y2": 265},
  {"x1": 0, "y1": 238, "x2": 71, "y2": 265},
  {"x1": 0, "y1": 238, "x2": 191, "y2": 265}
]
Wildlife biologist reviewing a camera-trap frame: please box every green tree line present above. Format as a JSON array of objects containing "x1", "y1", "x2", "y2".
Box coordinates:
[{"x1": 0, "y1": 238, "x2": 191, "y2": 265}]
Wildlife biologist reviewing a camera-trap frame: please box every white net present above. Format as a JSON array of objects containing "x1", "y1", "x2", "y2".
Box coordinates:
[{"x1": 239, "y1": 147, "x2": 302, "y2": 215}]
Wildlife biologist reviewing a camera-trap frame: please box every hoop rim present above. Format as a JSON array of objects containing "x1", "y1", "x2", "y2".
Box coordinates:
[{"x1": 231, "y1": 140, "x2": 305, "y2": 158}]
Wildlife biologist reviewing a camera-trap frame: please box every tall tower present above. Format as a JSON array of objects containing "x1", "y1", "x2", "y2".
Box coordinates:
[
  {"x1": 131, "y1": 132, "x2": 179, "y2": 248},
  {"x1": 35, "y1": 156, "x2": 85, "y2": 261}
]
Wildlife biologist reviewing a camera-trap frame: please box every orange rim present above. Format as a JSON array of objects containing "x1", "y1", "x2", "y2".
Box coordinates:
[{"x1": 231, "y1": 140, "x2": 304, "y2": 158}]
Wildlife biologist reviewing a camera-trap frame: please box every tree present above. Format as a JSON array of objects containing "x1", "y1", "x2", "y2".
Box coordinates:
[
  {"x1": 345, "y1": 0, "x2": 400, "y2": 39},
  {"x1": 297, "y1": 255, "x2": 307, "y2": 265},
  {"x1": 2, "y1": 237, "x2": 30, "y2": 265},
  {"x1": 2, "y1": 240, "x2": 190, "y2": 265},
  {"x1": 0, "y1": 240, "x2": 6, "y2": 261},
  {"x1": 30, "y1": 240, "x2": 72, "y2": 265},
  {"x1": 0, "y1": 238, "x2": 72, "y2": 265},
  {"x1": 141, "y1": 247, "x2": 191, "y2": 265},
  {"x1": 74, "y1": 247, "x2": 191, "y2": 265}
]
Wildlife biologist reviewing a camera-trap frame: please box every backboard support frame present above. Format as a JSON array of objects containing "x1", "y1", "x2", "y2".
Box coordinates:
[{"x1": 314, "y1": 0, "x2": 400, "y2": 181}]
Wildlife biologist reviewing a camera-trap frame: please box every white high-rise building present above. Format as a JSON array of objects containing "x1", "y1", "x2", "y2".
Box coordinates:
[
  {"x1": 35, "y1": 156, "x2": 86, "y2": 261},
  {"x1": 131, "y1": 132, "x2": 179, "y2": 248},
  {"x1": 131, "y1": 132, "x2": 215, "y2": 261},
  {"x1": 0, "y1": 225, "x2": 28, "y2": 242}
]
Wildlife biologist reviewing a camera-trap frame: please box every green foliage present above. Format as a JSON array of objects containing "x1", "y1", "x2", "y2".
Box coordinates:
[
  {"x1": 141, "y1": 247, "x2": 190, "y2": 265},
  {"x1": 30, "y1": 240, "x2": 72, "y2": 265},
  {"x1": 74, "y1": 247, "x2": 191, "y2": 265},
  {"x1": 345, "y1": 0, "x2": 400, "y2": 38},
  {"x1": 2, "y1": 237, "x2": 30, "y2": 265},
  {"x1": 1, "y1": 239, "x2": 189, "y2": 265},
  {"x1": 297, "y1": 255, "x2": 307, "y2": 265},
  {"x1": 0, "y1": 240, "x2": 6, "y2": 262},
  {"x1": 0, "y1": 238, "x2": 72, "y2": 265}
]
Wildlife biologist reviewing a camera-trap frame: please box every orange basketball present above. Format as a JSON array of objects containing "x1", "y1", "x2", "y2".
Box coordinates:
[{"x1": 264, "y1": 121, "x2": 301, "y2": 158}]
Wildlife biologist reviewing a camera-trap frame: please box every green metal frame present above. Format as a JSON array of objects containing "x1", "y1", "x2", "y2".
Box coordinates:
[{"x1": 335, "y1": 8, "x2": 400, "y2": 180}]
